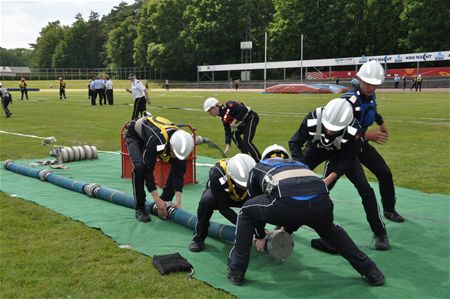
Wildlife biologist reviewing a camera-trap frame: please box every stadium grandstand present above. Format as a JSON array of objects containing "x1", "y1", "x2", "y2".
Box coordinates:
[{"x1": 197, "y1": 50, "x2": 450, "y2": 92}]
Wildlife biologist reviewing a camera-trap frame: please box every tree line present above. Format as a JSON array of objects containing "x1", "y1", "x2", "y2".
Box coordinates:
[{"x1": 1, "y1": 0, "x2": 448, "y2": 80}]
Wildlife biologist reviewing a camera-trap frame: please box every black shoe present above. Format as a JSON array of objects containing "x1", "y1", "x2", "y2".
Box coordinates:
[
  {"x1": 135, "y1": 210, "x2": 151, "y2": 222},
  {"x1": 364, "y1": 267, "x2": 385, "y2": 286},
  {"x1": 227, "y1": 270, "x2": 245, "y2": 286},
  {"x1": 6, "y1": 112, "x2": 12, "y2": 118},
  {"x1": 384, "y1": 210, "x2": 405, "y2": 222},
  {"x1": 374, "y1": 233, "x2": 389, "y2": 251},
  {"x1": 189, "y1": 241, "x2": 204, "y2": 252}
]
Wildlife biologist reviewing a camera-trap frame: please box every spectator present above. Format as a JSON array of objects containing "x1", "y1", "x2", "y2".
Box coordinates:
[
  {"x1": 92, "y1": 76, "x2": 105, "y2": 105},
  {"x1": 165, "y1": 79, "x2": 169, "y2": 91},
  {"x1": 410, "y1": 77, "x2": 417, "y2": 91},
  {"x1": 394, "y1": 75, "x2": 400, "y2": 89},
  {"x1": 234, "y1": 79, "x2": 240, "y2": 91},
  {"x1": 105, "y1": 75, "x2": 114, "y2": 105},
  {"x1": 402, "y1": 75, "x2": 407, "y2": 91}
]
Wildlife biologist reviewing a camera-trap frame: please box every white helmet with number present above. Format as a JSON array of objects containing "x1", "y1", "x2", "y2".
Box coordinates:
[
  {"x1": 322, "y1": 98, "x2": 353, "y2": 131},
  {"x1": 357, "y1": 60, "x2": 385, "y2": 85},
  {"x1": 227, "y1": 153, "x2": 256, "y2": 188},
  {"x1": 170, "y1": 130, "x2": 195, "y2": 160},
  {"x1": 203, "y1": 97, "x2": 219, "y2": 112},
  {"x1": 261, "y1": 144, "x2": 290, "y2": 160}
]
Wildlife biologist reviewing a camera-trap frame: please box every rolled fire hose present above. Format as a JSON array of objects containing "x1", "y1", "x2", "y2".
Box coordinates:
[
  {"x1": 55, "y1": 145, "x2": 98, "y2": 163},
  {"x1": 3, "y1": 160, "x2": 293, "y2": 260}
]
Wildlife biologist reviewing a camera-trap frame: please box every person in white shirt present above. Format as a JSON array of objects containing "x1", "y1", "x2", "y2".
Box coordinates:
[
  {"x1": 104, "y1": 75, "x2": 114, "y2": 105},
  {"x1": 126, "y1": 73, "x2": 149, "y2": 120}
]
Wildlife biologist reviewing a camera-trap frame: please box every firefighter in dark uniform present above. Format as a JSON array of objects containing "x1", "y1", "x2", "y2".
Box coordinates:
[
  {"x1": 189, "y1": 153, "x2": 256, "y2": 252},
  {"x1": 227, "y1": 144, "x2": 385, "y2": 286},
  {"x1": 288, "y1": 98, "x2": 389, "y2": 250},
  {"x1": 203, "y1": 97, "x2": 261, "y2": 161},
  {"x1": 19, "y1": 78, "x2": 28, "y2": 100},
  {"x1": 59, "y1": 77, "x2": 67, "y2": 100},
  {"x1": 125, "y1": 114, "x2": 195, "y2": 222},
  {"x1": 341, "y1": 60, "x2": 404, "y2": 222},
  {"x1": 0, "y1": 82, "x2": 13, "y2": 117}
]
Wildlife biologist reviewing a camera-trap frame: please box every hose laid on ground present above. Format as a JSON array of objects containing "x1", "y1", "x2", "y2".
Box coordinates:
[
  {"x1": 3, "y1": 160, "x2": 293, "y2": 260},
  {"x1": 2, "y1": 160, "x2": 235, "y2": 242}
]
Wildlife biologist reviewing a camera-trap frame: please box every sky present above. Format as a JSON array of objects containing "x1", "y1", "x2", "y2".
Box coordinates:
[{"x1": 0, "y1": 0, "x2": 133, "y2": 49}]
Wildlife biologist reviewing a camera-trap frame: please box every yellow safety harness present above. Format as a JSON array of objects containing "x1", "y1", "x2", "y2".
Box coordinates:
[
  {"x1": 147, "y1": 116, "x2": 179, "y2": 162},
  {"x1": 219, "y1": 159, "x2": 249, "y2": 202}
]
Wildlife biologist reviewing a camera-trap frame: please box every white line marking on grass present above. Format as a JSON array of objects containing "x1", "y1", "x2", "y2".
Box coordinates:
[{"x1": 0, "y1": 130, "x2": 56, "y2": 141}]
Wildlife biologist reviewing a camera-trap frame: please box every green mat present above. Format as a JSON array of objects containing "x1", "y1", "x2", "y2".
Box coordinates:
[{"x1": 1, "y1": 153, "x2": 449, "y2": 298}]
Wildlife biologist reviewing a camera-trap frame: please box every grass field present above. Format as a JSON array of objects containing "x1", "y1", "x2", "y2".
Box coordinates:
[{"x1": 1, "y1": 87, "x2": 449, "y2": 298}]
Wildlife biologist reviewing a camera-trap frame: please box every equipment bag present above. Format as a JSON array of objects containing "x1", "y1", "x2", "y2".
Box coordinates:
[{"x1": 152, "y1": 252, "x2": 193, "y2": 275}]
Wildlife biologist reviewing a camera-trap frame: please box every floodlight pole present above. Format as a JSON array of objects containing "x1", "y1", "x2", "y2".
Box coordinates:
[
  {"x1": 264, "y1": 32, "x2": 267, "y2": 90},
  {"x1": 300, "y1": 34, "x2": 304, "y2": 84}
]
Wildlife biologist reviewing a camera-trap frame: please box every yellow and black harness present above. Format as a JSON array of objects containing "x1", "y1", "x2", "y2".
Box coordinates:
[
  {"x1": 134, "y1": 116, "x2": 179, "y2": 162},
  {"x1": 218, "y1": 159, "x2": 249, "y2": 202}
]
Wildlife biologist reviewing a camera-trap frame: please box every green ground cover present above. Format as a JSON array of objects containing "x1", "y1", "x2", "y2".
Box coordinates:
[{"x1": 1, "y1": 89, "x2": 449, "y2": 298}]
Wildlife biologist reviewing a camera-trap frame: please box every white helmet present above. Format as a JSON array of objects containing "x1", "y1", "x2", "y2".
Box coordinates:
[
  {"x1": 357, "y1": 60, "x2": 385, "y2": 85},
  {"x1": 322, "y1": 98, "x2": 353, "y2": 131},
  {"x1": 203, "y1": 97, "x2": 219, "y2": 112},
  {"x1": 227, "y1": 153, "x2": 256, "y2": 188},
  {"x1": 261, "y1": 144, "x2": 290, "y2": 160},
  {"x1": 170, "y1": 130, "x2": 195, "y2": 160}
]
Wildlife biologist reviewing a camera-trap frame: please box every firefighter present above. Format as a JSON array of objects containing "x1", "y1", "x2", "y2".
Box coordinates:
[
  {"x1": 227, "y1": 144, "x2": 385, "y2": 286},
  {"x1": 0, "y1": 82, "x2": 13, "y2": 117},
  {"x1": 19, "y1": 78, "x2": 28, "y2": 100},
  {"x1": 125, "y1": 114, "x2": 195, "y2": 222},
  {"x1": 289, "y1": 98, "x2": 389, "y2": 250},
  {"x1": 342, "y1": 60, "x2": 404, "y2": 222},
  {"x1": 189, "y1": 153, "x2": 256, "y2": 252},
  {"x1": 203, "y1": 97, "x2": 261, "y2": 161}
]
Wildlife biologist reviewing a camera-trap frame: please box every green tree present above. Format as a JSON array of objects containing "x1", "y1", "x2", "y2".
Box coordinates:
[
  {"x1": 31, "y1": 21, "x2": 65, "y2": 67},
  {"x1": 134, "y1": 0, "x2": 190, "y2": 78},
  {"x1": 105, "y1": 15, "x2": 138, "y2": 67},
  {"x1": 0, "y1": 48, "x2": 33, "y2": 66},
  {"x1": 399, "y1": 0, "x2": 450, "y2": 52},
  {"x1": 52, "y1": 13, "x2": 108, "y2": 67}
]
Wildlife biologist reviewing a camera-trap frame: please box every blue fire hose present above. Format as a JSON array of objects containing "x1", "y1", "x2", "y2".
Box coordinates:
[{"x1": 2, "y1": 160, "x2": 236, "y2": 242}]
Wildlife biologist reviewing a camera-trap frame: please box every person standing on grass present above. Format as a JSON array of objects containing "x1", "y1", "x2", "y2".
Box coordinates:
[
  {"x1": 125, "y1": 115, "x2": 195, "y2": 222},
  {"x1": 104, "y1": 75, "x2": 114, "y2": 105},
  {"x1": 59, "y1": 77, "x2": 67, "y2": 100},
  {"x1": 402, "y1": 75, "x2": 407, "y2": 91},
  {"x1": 19, "y1": 78, "x2": 28, "y2": 100},
  {"x1": 0, "y1": 82, "x2": 13, "y2": 117},
  {"x1": 416, "y1": 74, "x2": 422, "y2": 92},
  {"x1": 92, "y1": 76, "x2": 105, "y2": 105},
  {"x1": 342, "y1": 60, "x2": 405, "y2": 223},
  {"x1": 203, "y1": 97, "x2": 261, "y2": 162},
  {"x1": 126, "y1": 73, "x2": 149, "y2": 120}
]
